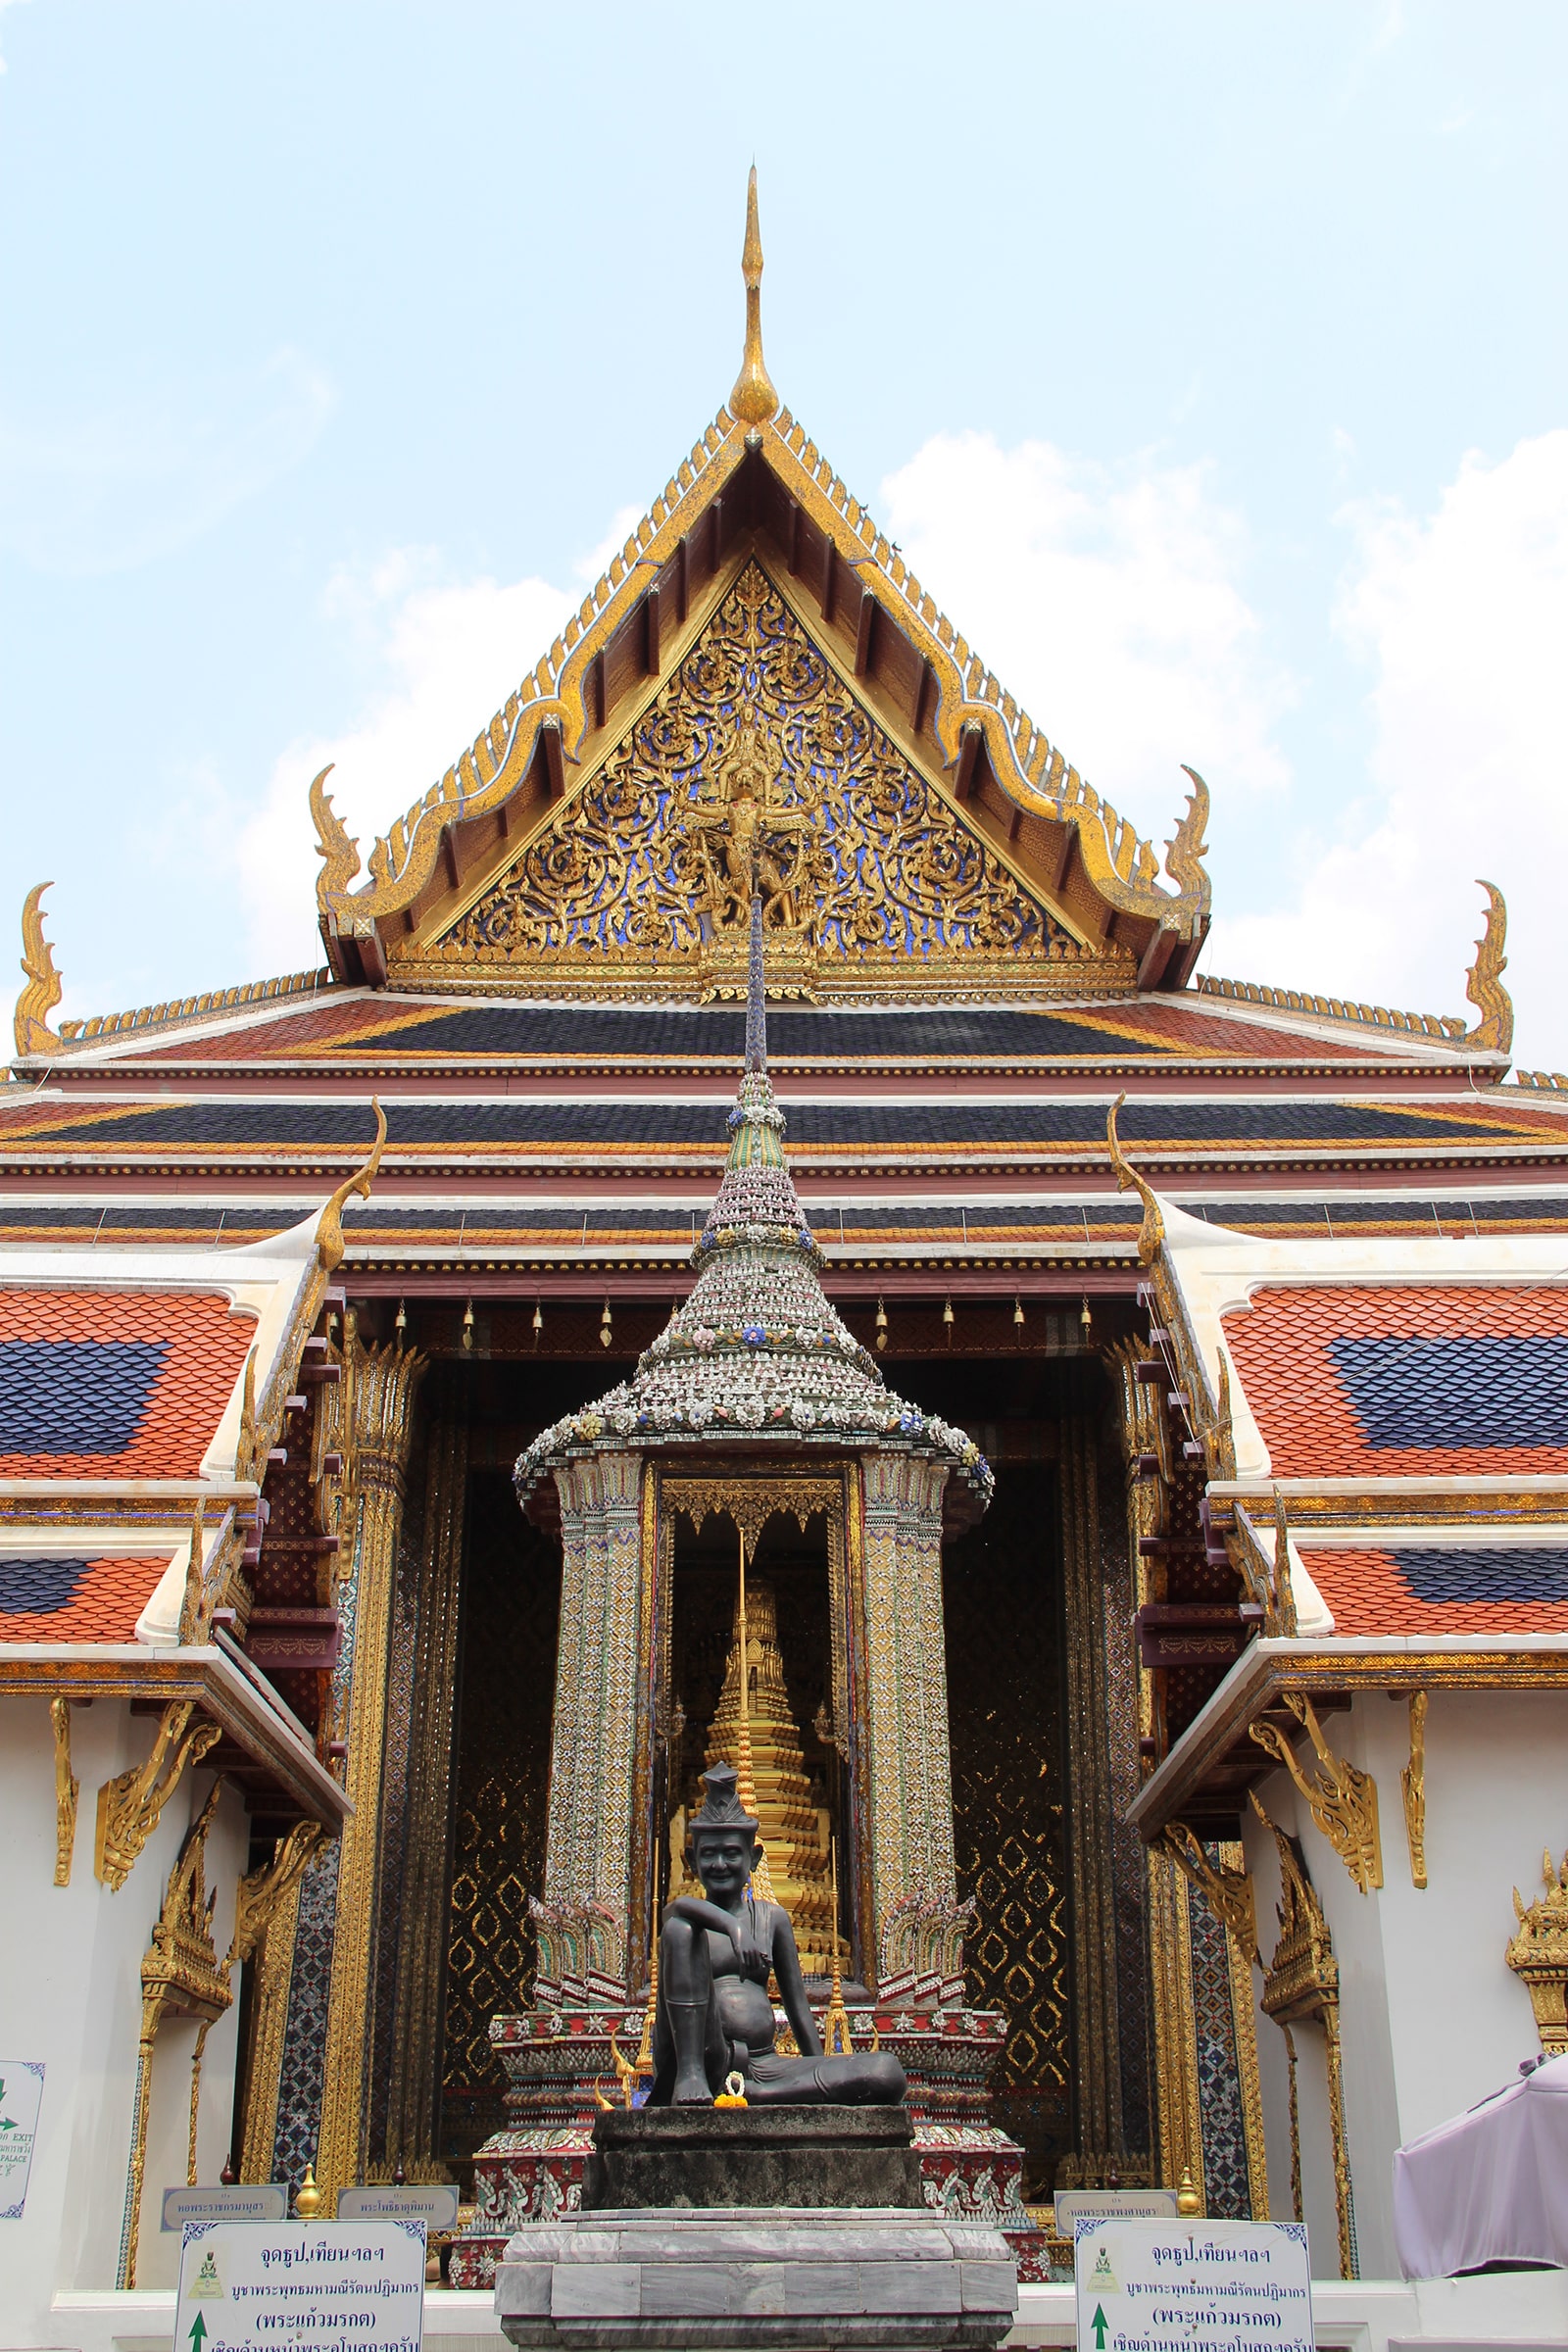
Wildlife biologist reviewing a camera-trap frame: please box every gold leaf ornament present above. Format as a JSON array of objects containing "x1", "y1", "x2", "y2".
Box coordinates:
[{"x1": 14, "y1": 880, "x2": 64, "y2": 1056}]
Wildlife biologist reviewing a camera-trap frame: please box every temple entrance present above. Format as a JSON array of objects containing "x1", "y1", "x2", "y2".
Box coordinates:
[{"x1": 376, "y1": 1314, "x2": 1148, "y2": 2201}]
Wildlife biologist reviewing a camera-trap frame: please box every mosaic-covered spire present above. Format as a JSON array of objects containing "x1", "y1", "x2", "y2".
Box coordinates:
[
  {"x1": 744, "y1": 888, "x2": 767, "y2": 1074},
  {"x1": 514, "y1": 922, "x2": 992, "y2": 1518}
]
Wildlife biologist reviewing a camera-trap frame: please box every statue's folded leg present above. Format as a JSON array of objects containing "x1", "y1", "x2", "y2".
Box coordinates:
[
  {"x1": 660, "y1": 1916, "x2": 725, "y2": 2105},
  {"x1": 745, "y1": 2048, "x2": 907, "y2": 2106}
]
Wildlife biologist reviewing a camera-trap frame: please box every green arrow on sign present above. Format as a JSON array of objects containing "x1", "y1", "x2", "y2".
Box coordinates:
[
  {"x1": 1091, "y1": 2304, "x2": 1108, "y2": 2350},
  {"x1": 188, "y1": 2315, "x2": 208, "y2": 2351}
]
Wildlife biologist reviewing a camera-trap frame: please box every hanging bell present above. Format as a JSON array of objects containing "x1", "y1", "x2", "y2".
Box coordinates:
[
  {"x1": 1013, "y1": 1298, "x2": 1025, "y2": 1329},
  {"x1": 875, "y1": 1298, "x2": 888, "y2": 1352},
  {"x1": 1080, "y1": 1295, "x2": 1093, "y2": 1338},
  {"x1": 395, "y1": 1299, "x2": 407, "y2": 1334},
  {"x1": 942, "y1": 1298, "x2": 955, "y2": 1326},
  {"x1": 600, "y1": 1298, "x2": 613, "y2": 1348},
  {"x1": 532, "y1": 1300, "x2": 544, "y2": 1334},
  {"x1": 462, "y1": 1298, "x2": 475, "y2": 1352}
]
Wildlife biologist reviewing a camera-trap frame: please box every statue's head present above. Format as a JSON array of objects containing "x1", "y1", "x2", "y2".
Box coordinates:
[{"x1": 685, "y1": 1763, "x2": 762, "y2": 1901}]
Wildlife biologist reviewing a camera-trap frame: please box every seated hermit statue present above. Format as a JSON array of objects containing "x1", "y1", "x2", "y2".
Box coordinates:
[{"x1": 651, "y1": 1762, "x2": 906, "y2": 2107}]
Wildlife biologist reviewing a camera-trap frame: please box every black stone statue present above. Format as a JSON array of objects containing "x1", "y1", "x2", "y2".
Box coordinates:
[{"x1": 651, "y1": 1764, "x2": 906, "y2": 2107}]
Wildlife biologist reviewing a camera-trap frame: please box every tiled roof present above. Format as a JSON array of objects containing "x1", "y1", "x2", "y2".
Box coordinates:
[
  {"x1": 0, "y1": 1553, "x2": 168, "y2": 1642},
  {"x1": 1224, "y1": 1285, "x2": 1568, "y2": 1475},
  {"x1": 0, "y1": 1096, "x2": 1548, "y2": 1158},
  {"x1": 0, "y1": 1290, "x2": 252, "y2": 1475},
  {"x1": 1299, "y1": 1544, "x2": 1568, "y2": 1637},
  {"x1": 119, "y1": 995, "x2": 1384, "y2": 1067},
  {"x1": 4, "y1": 1195, "x2": 1568, "y2": 1255}
]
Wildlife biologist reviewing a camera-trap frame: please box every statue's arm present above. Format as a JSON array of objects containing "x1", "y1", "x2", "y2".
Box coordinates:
[
  {"x1": 771, "y1": 1910, "x2": 824, "y2": 2058},
  {"x1": 664, "y1": 1894, "x2": 744, "y2": 1954}
]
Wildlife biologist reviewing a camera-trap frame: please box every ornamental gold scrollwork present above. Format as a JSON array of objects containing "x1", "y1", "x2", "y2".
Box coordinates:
[
  {"x1": 441, "y1": 566, "x2": 1074, "y2": 976},
  {"x1": 95, "y1": 1699, "x2": 222, "y2": 1892},
  {"x1": 1400, "y1": 1690, "x2": 1428, "y2": 1890},
  {"x1": 1105, "y1": 1095, "x2": 1164, "y2": 1266},
  {"x1": 1465, "y1": 879, "x2": 1514, "y2": 1054},
  {"x1": 14, "y1": 880, "x2": 63, "y2": 1057},
  {"x1": 50, "y1": 1695, "x2": 78, "y2": 1886},
  {"x1": 1250, "y1": 1693, "x2": 1382, "y2": 1894},
  {"x1": 1506, "y1": 1847, "x2": 1568, "y2": 2057},
  {"x1": 310, "y1": 762, "x2": 362, "y2": 902},
  {"x1": 663, "y1": 1473, "x2": 840, "y2": 1564},
  {"x1": 1250, "y1": 1790, "x2": 1356, "y2": 2279},
  {"x1": 1159, "y1": 1822, "x2": 1257, "y2": 1965},
  {"x1": 118, "y1": 1780, "x2": 233, "y2": 2288}
]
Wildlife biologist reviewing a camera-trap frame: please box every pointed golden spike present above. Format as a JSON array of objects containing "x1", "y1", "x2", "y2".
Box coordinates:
[{"x1": 729, "y1": 167, "x2": 779, "y2": 428}]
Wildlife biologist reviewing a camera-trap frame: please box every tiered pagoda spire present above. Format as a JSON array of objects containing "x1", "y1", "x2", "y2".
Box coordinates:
[{"x1": 514, "y1": 896, "x2": 992, "y2": 1511}]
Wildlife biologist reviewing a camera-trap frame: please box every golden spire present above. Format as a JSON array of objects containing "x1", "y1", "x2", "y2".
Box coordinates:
[
  {"x1": 729, "y1": 167, "x2": 779, "y2": 428},
  {"x1": 733, "y1": 1527, "x2": 776, "y2": 1901}
]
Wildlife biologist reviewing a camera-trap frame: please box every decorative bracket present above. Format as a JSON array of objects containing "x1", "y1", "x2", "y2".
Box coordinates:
[
  {"x1": 1400, "y1": 1690, "x2": 1428, "y2": 1890},
  {"x1": 1250, "y1": 1693, "x2": 1382, "y2": 1893},
  {"x1": 50, "y1": 1695, "x2": 78, "y2": 1886},
  {"x1": 95, "y1": 1699, "x2": 222, "y2": 1891},
  {"x1": 228, "y1": 1818, "x2": 328, "y2": 1973},
  {"x1": 1161, "y1": 1821, "x2": 1257, "y2": 1964}
]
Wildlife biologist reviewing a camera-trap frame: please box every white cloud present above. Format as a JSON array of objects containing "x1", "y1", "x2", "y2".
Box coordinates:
[
  {"x1": 232, "y1": 555, "x2": 574, "y2": 976},
  {"x1": 1209, "y1": 430, "x2": 1568, "y2": 1065},
  {"x1": 0, "y1": 347, "x2": 334, "y2": 574},
  {"x1": 877, "y1": 431, "x2": 1294, "y2": 841}
]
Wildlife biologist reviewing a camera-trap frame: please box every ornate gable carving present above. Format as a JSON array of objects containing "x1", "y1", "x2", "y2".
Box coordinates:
[{"x1": 408, "y1": 564, "x2": 1128, "y2": 1002}]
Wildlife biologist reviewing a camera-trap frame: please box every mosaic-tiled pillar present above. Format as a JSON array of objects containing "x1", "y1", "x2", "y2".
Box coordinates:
[
  {"x1": 858, "y1": 1451, "x2": 967, "y2": 2001},
  {"x1": 274, "y1": 1339, "x2": 425, "y2": 2206},
  {"x1": 531, "y1": 1450, "x2": 643, "y2": 2004}
]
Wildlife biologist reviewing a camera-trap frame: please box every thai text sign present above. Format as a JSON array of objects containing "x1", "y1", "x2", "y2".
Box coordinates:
[
  {"x1": 162, "y1": 2184, "x2": 288, "y2": 2230},
  {"x1": 0, "y1": 2063, "x2": 44, "y2": 2221},
  {"x1": 1074, "y1": 2217, "x2": 1312, "y2": 2352},
  {"x1": 338, "y1": 2183, "x2": 459, "y2": 2230},
  {"x1": 175, "y1": 2218, "x2": 425, "y2": 2350}
]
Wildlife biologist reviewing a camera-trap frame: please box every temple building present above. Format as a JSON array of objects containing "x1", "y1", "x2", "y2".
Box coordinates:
[{"x1": 3, "y1": 176, "x2": 1568, "y2": 2335}]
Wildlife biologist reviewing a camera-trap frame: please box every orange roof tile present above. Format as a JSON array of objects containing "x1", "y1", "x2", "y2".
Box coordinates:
[
  {"x1": 1299, "y1": 1544, "x2": 1568, "y2": 1638},
  {"x1": 0, "y1": 1289, "x2": 253, "y2": 1476},
  {"x1": 1223, "y1": 1284, "x2": 1568, "y2": 1477},
  {"x1": 0, "y1": 1553, "x2": 168, "y2": 1642}
]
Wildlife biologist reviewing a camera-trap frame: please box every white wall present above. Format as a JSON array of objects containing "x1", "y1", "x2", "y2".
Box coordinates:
[
  {"x1": 1241, "y1": 1683, "x2": 1568, "y2": 2280},
  {"x1": 0, "y1": 1697, "x2": 247, "y2": 2335}
]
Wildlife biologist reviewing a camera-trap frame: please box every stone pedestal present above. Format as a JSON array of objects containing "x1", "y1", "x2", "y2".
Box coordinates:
[
  {"x1": 582, "y1": 2109, "x2": 923, "y2": 2214},
  {"x1": 495, "y1": 2206, "x2": 1018, "y2": 2350}
]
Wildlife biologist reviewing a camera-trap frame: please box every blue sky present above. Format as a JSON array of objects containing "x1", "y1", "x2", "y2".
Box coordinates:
[{"x1": 4, "y1": 3, "x2": 1567, "y2": 1057}]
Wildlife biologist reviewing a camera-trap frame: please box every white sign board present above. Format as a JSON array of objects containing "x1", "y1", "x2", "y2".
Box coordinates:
[
  {"x1": 0, "y1": 2063, "x2": 44, "y2": 2221},
  {"x1": 163, "y1": 2183, "x2": 289, "y2": 2230},
  {"x1": 1074, "y1": 2217, "x2": 1312, "y2": 2352},
  {"x1": 175, "y1": 2219, "x2": 426, "y2": 2350},
  {"x1": 1055, "y1": 2188, "x2": 1179, "y2": 2230},
  {"x1": 338, "y1": 2183, "x2": 459, "y2": 2230}
]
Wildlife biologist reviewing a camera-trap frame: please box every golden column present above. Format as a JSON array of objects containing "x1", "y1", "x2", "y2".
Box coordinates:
[{"x1": 315, "y1": 1334, "x2": 426, "y2": 2205}]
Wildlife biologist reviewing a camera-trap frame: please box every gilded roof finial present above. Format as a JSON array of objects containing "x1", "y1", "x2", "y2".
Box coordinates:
[
  {"x1": 1106, "y1": 1092, "x2": 1165, "y2": 1267},
  {"x1": 1465, "y1": 878, "x2": 1514, "y2": 1055},
  {"x1": 729, "y1": 167, "x2": 779, "y2": 429},
  {"x1": 14, "y1": 882, "x2": 64, "y2": 1059}
]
